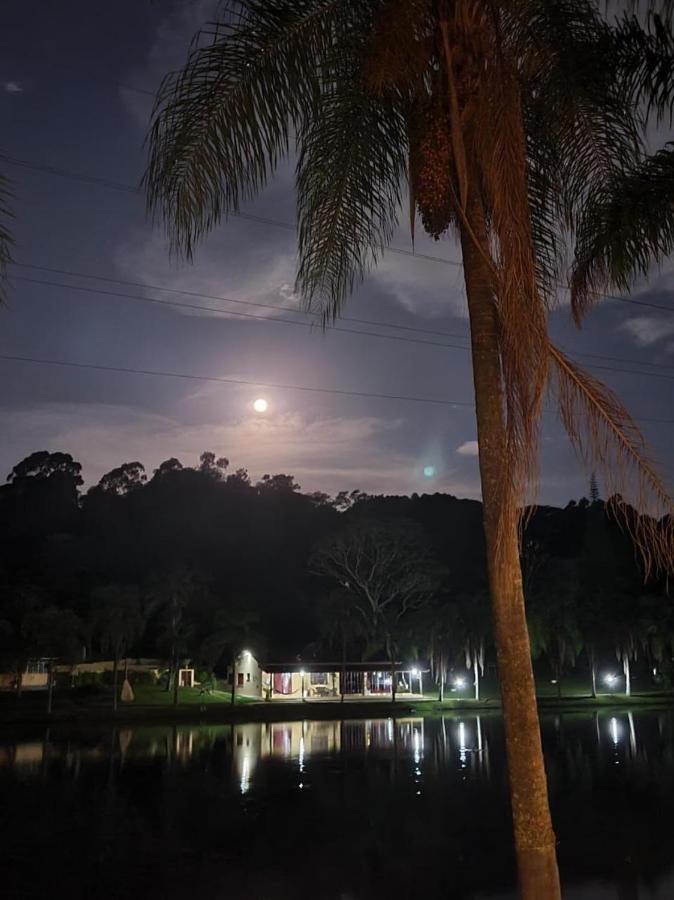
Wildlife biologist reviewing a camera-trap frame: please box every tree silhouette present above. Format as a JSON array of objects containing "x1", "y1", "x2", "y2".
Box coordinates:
[
  {"x1": 90, "y1": 585, "x2": 145, "y2": 711},
  {"x1": 22, "y1": 606, "x2": 81, "y2": 714},
  {"x1": 311, "y1": 520, "x2": 444, "y2": 701},
  {"x1": 200, "y1": 607, "x2": 260, "y2": 704}
]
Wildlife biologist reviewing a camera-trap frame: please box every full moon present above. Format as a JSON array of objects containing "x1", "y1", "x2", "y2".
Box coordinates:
[
  {"x1": 423, "y1": 465, "x2": 436, "y2": 478},
  {"x1": 253, "y1": 398, "x2": 269, "y2": 413}
]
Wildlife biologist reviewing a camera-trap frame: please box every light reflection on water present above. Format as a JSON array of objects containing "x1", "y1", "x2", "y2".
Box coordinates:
[{"x1": 2, "y1": 710, "x2": 674, "y2": 899}]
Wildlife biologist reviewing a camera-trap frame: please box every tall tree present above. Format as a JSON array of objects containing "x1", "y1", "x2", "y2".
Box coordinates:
[
  {"x1": 311, "y1": 520, "x2": 443, "y2": 701},
  {"x1": 316, "y1": 588, "x2": 368, "y2": 701},
  {"x1": 147, "y1": 568, "x2": 198, "y2": 706},
  {"x1": 22, "y1": 606, "x2": 81, "y2": 714},
  {"x1": 90, "y1": 585, "x2": 145, "y2": 712},
  {"x1": 527, "y1": 558, "x2": 582, "y2": 700},
  {"x1": 145, "y1": 5, "x2": 674, "y2": 894},
  {"x1": 448, "y1": 591, "x2": 491, "y2": 701},
  {"x1": 0, "y1": 587, "x2": 43, "y2": 699},
  {"x1": 199, "y1": 606, "x2": 260, "y2": 704},
  {"x1": 577, "y1": 504, "x2": 620, "y2": 697}
]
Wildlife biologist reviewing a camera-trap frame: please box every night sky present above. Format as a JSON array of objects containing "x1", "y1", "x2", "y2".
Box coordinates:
[{"x1": 1, "y1": 0, "x2": 672, "y2": 503}]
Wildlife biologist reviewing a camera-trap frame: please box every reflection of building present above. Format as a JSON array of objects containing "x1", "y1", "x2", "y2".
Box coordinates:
[
  {"x1": 230, "y1": 658, "x2": 428, "y2": 701},
  {"x1": 259, "y1": 720, "x2": 342, "y2": 759},
  {"x1": 231, "y1": 723, "x2": 262, "y2": 793}
]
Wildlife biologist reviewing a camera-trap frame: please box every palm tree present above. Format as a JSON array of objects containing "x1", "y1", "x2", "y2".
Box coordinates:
[
  {"x1": 571, "y1": 11, "x2": 674, "y2": 317},
  {"x1": 145, "y1": 5, "x2": 674, "y2": 895},
  {"x1": 146, "y1": 568, "x2": 198, "y2": 706},
  {"x1": 0, "y1": 587, "x2": 43, "y2": 699},
  {"x1": 90, "y1": 585, "x2": 145, "y2": 712},
  {"x1": 22, "y1": 606, "x2": 81, "y2": 715},
  {"x1": 449, "y1": 592, "x2": 491, "y2": 701},
  {"x1": 317, "y1": 588, "x2": 368, "y2": 701},
  {"x1": 526, "y1": 559, "x2": 582, "y2": 700},
  {"x1": 200, "y1": 607, "x2": 260, "y2": 705},
  {"x1": 424, "y1": 601, "x2": 454, "y2": 702}
]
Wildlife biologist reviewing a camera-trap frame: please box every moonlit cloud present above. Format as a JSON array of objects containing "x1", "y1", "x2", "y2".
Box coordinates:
[
  {"x1": 4, "y1": 81, "x2": 22, "y2": 93},
  {"x1": 456, "y1": 440, "x2": 479, "y2": 457},
  {"x1": 620, "y1": 315, "x2": 674, "y2": 348},
  {"x1": 115, "y1": 223, "x2": 299, "y2": 320}
]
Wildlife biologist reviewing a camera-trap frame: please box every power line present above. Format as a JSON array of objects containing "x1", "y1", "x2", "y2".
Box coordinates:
[
  {"x1": 13, "y1": 272, "x2": 674, "y2": 384},
  {"x1": 4, "y1": 152, "x2": 674, "y2": 317},
  {"x1": 11, "y1": 262, "x2": 471, "y2": 341},
  {"x1": 14, "y1": 261, "x2": 674, "y2": 375},
  {"x1": 11, "y1": 274, "x2": 471, "y2": 353},
  {"x1": 0, "y1": 351, "x2": 673, "y2": 425},
  {"x1": 0, "y1": 353, "x2": 474, "y2": 408},
  {"x1": 0, "y1": 153, "x2": 466, "y2": 271}
]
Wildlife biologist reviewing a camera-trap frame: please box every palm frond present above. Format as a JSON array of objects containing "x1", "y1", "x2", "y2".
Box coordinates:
[
  {"x1": 473, "y1": 49, "x2": 549, "y2": 510},
  {"x1": 570, "y1": 143, "x2": 674, "y2": 321},
  {"x1": 514, "y1": 1, "x2": 643, "y2": 234},
  {"x1": 0, "y1": 174, "x2": 14, "y2": 304},
  {"x1": 550, "y1": 343, "x2": 674, "y2": 577},
  {"x1": 145, "y1": 0, "x2": 346, "y2": 258},
  {"x1": 295, "y1": 21, "x2": 409, "y2": 321},
  {"x1": 614, "y1": 12, "x2": 674, "y2": 123}
]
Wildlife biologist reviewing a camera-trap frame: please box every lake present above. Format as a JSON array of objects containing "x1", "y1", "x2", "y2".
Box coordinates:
[{"x1": 1, "y1": 710, "x2": 673, "y2": 899}]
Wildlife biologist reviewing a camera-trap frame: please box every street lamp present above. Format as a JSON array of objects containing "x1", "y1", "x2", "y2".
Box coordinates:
[
  {"x1": 410, "y1": 667, "x2": 423, "y2": 696},
  {"x1": 453, "y1": 676, "x2": 466, "y2": 690},
  {"x1": 603, "y1": 673, "x2": 618, "y2": 688}
]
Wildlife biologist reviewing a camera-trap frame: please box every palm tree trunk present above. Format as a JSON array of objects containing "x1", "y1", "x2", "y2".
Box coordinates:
[
  {"x1": 386, "y1": 635, "x2": 396, "y2": 704},
  {"x1": 173, "y1": 657, "x2": 180, "y2": 707},
  {"x1": 590, "y1": 647, "x2": 597, "y2": 699},
  {"x1": 438, "y1": 653, "x2": 445, "y2": 703},
  {"x1": 112, "y1": 655, "x2": 119, "y2": 713},
  {"x1": 340, "y1": 629, "x2": 346, "y2": 703},
  {"x1": 46, "y1": 661, "x2": 54, "y2": 716},
  {"x1": 14, "y1": 662, "x2": 23, "y2": 700},
  {"x1": 623, "y1": 654, "x2": 631, "y2": 698},
  {"x1": 460, "y1": 190, "x2": 561, "y2": 899},
  {"x1": 230, "y1": 654, "x2": 237, "y2": 706},
  {"x1": 474, "y1": 656, "x2": 480, "y2": 702}
]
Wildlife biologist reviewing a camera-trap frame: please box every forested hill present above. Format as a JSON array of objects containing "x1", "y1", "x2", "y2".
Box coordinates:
[{"x1": 0, "y1": 450, "x2": 660, "y2": 660}]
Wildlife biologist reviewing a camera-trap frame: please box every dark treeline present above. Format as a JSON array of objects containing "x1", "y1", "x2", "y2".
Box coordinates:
[{"x1": 0, "y1": 450, "x2": 670, "y2": 697}]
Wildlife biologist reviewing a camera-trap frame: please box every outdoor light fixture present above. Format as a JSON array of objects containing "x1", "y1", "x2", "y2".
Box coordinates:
[
  {"x1": 454, "y1": 677, "x2": 466, "y2": 688},
  {"x1": 411, "y1": 668, "x2": 419, "y2": 677},
  {"x1": 604, "y1": 673, "x2": 618, "y2": 687}
]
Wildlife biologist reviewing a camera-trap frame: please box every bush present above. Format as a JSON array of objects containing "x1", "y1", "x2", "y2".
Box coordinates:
[
  {"x1": 72, "y1": 682, "x2": 107, "y2": 698},
  {"x1": 77, "y1": 671, "x2": 103, "y2": 687}
]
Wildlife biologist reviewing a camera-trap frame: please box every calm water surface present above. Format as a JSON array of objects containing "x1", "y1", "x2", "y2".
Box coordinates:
[{"x1": 2, "y1": 710, "x2": 674, "y2": 899}]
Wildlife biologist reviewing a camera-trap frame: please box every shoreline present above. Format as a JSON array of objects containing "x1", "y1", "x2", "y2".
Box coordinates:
[{"x1": 2, "y1": 691, "x2": 673, "y2": 729}]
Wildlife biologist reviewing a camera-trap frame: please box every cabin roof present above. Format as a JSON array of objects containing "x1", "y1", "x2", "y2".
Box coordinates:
[{"x1": 261, "y1": 661, "x2": 429, "y2": 674}]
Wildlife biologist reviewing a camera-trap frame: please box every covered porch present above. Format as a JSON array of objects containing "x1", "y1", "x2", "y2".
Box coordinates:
[{"x1": 261, "y1": 661, "x2": 429, "y2": 701}]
